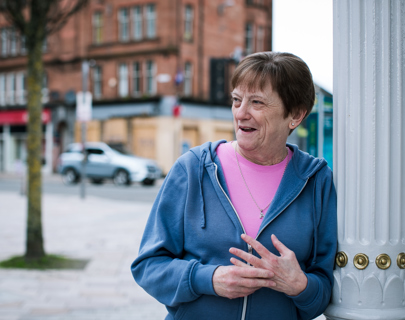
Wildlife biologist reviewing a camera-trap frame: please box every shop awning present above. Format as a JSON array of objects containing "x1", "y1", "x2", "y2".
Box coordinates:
[{"x1": 0, "y1": 109, "x2": 51, "y2": 125}]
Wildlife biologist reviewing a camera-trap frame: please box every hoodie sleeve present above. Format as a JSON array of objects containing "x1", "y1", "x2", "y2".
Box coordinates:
[
  {"x1": 288, "y1": 166, "x2": 337, "y2": 319},
  {"x1": 131, "y1": 159, "x2": 219, "y2": 308}
]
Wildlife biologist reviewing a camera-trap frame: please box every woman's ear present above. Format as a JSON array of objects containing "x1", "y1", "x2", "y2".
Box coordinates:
[{"x1": 289, "y1": 110, "x2": 307, "y2": 130}]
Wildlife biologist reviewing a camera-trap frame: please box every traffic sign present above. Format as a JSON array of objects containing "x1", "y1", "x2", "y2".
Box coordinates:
[{"x1": 76, "y1": 91, "x2": 92, "y2": 122}]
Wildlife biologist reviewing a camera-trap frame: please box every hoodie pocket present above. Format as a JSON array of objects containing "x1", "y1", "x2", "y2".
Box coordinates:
[
  {"x1": 174, "y1": 295, "x2": 242, "y2": 320},
  {"x1": 247, "y1": 288, "x2": 298, "y2": 320},
  {"x1": 174, "y1": 303, "x2": 188, "y2": 320}
]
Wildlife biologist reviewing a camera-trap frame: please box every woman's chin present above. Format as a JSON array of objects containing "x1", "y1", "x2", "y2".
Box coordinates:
[{"x1": 235, "y1": 139, "x2": 257, "y2": 153}]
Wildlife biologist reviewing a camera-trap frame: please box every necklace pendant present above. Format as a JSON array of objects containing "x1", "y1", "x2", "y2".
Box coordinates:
[{"x1": 260, "y1": 211, "x2": 264, "y2": 219}]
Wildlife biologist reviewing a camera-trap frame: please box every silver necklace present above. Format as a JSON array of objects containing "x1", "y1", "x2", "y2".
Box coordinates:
[{"x1": 234, "y1": 144, "x2": 289, "y2": 219}]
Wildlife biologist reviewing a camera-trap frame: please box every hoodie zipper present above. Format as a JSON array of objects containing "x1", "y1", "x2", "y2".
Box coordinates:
[
  {"x1": 214, "y1": 163, "x2": 309, "y2": 320},
  {"x1": 213, "y1": 163, "x2": 247, "y2": 235},
  {"x1": 213, "y1": 163, "x2": 249, "y2": 320}
]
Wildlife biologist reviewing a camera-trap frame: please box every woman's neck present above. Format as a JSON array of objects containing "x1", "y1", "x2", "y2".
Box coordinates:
[{"x1": 233, "y1": 141, "x2": 288, "y2": 166}]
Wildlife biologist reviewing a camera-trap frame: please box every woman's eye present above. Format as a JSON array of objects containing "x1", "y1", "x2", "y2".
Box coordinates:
[{"x1": 252, "y1": 100, "x2": 262, "y2": 104}]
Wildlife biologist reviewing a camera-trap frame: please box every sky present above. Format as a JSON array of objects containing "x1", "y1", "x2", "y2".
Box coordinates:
[{"x1": 272, "y1": 0, "x2": 333, "y2": 93}]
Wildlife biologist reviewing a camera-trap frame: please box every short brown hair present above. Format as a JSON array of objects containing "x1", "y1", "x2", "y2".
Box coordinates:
[{"x1": 231, "y1": 52, "x2": 315, "y2": 119}]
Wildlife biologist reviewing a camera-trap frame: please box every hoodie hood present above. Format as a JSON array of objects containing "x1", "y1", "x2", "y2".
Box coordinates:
[
  {"x1": 190, "y1": 140, "x2": 226, "y2": 228},
  {"x1": 193, "y1": 140, "x2": 328, "y2": 180},
  {"x1": 190, "y1": 140, "x2": 328, "y2": 230},
  {"x1": 287, "y1": 143, "x2": 328, "y2": 180}
]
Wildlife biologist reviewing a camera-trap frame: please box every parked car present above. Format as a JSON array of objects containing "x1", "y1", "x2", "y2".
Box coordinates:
[{"x1": 57, "y1": 142, "x2": 163, "y2": 186}]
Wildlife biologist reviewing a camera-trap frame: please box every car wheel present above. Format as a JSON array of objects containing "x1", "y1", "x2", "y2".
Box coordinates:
[
  {"x1": 62, "y1": 168, "x2": 79, "y2": 185},
  {"x1": 113, "y1": 169, "x2": 130, "y2": 186},
  {"x1": 142, "y1": 178, "x2": 155, "y2": 186},
  {"x1": 90, "y1": 178, "x2": 104, "y2": 185}
]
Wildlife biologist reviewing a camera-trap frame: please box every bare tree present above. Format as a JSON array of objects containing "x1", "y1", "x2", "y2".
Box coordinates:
[{"x1": 0, "y1": 0, "x2": 88, "y2": 260}]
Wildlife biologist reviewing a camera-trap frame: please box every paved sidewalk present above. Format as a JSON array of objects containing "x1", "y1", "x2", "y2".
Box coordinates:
[
  {"x1": 0, "y1": 191, "x2": 167, "y2": 320},
  {"x1": 0, "y1": 186, "x2": 326, "y2": 320}
]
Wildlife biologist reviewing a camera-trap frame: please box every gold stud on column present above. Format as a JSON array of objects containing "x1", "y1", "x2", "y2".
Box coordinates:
[
  {"x1": 354, "y1": 253, "x2": 369, "y2": 270},
  {"x1": 396, "y1": 253, "x2": 405, "y2": 269},
  {"x1": 376, "y1": 253, "x2": 391, "y2": 270},
  {"x1": 336, "y1": 251, "x2": 348, "y2": 268}
]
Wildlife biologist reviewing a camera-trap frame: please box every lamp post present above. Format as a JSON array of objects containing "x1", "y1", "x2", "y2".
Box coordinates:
[
  {"x1": 77, "y1": 60, "x2": 95, "y2": 199},
  {"x1": 80, "y1": 61, "x2": 88, "y2": 199}
]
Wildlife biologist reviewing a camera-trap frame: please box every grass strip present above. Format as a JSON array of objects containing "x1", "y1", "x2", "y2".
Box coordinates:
[{"x1": 0, "y1": 254, "x2": 89, "y2": 270}]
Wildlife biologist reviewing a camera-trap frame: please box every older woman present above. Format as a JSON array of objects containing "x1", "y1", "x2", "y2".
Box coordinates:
[{"x1": 132, "y1": 52, "x2": 337, "y2": 320}]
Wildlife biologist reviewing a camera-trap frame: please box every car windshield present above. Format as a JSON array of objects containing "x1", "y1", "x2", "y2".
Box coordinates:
[{"x1": 107, "y1": 143, "x2": 132, "y2": 155}]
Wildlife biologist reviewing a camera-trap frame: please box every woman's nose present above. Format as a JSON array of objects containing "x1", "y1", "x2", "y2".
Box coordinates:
[{"x1": 235, "y1": 100, "x2": 250, "y2": 120}]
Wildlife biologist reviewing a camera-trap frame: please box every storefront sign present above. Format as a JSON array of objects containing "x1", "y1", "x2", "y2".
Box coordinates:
[{"x1": 0, "y1": 109, "x2": 51, "y2": 125}]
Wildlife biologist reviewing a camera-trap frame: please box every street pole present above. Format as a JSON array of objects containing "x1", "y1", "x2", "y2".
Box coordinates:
[
  {"x1": 325, "y1": 1, "x2": 405, "y2": 319},
  {"x1": 317, "y1": 92, "x2": 324, "y2": 159},
  {"x1": 80, "y1": 61, "x2": 89, "y2": 199}
]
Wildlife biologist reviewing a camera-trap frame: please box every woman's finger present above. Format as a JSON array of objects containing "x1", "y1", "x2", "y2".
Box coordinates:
[
  {"x1": 230, "y1": 257, "x2": 248, "y2": 267},
  {"x1": 241, "y1": 234, "x2": 274, "y2": 259},
  {"x1": 229, "y1": 247, "x2": 263, "y2": 267},
  {"x1": 271, "y1": 234, "x2": 291, "y2": 256}
]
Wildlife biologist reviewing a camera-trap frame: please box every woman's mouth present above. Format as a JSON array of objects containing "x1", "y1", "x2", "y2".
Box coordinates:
[{"x1": 239, "y1": 126, "x2": 256, "y2": 132}]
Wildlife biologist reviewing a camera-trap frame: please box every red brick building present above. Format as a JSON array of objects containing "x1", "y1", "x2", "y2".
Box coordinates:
[{"x1": 0, "y1": 0, "x2": 272, "y2": 173}]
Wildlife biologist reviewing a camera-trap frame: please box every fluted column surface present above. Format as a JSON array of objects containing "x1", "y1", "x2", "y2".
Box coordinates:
[{"x1": 325, "y1": 1, "x2": 405, "y2": 319}]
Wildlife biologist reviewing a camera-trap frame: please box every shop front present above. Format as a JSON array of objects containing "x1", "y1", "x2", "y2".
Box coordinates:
[{"x1": 0, "y1": 108, "x2": 53, "y2": 173}]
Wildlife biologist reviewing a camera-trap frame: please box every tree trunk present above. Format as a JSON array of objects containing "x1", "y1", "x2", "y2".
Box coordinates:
[{"x1": 25, "y1": 36, "x2": 45, "y2": 259}]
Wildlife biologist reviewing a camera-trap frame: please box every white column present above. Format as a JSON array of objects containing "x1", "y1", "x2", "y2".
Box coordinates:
[
  {"x1": 325, "y1": 1, "x2": 405, "y2": 319},
  {"x1": 3, "y1": 125, "x2": 11, "y2": 172}
]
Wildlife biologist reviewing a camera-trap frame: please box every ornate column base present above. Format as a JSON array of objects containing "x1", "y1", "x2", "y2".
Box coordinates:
[{"x1": 325, "y1": 305, "x2": 405, "y2": 320}]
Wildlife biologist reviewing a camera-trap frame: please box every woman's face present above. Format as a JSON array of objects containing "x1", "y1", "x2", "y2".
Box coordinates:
[{"x1": 231, "y1": 83, "x2": 291, "y2": 155}]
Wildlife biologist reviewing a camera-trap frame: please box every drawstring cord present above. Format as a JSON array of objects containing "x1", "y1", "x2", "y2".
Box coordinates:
[{"x1": 199, "y1": 150, "x2": 207, "y2": 228}]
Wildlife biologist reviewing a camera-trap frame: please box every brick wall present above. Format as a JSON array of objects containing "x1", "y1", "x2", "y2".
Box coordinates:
[{"x1": 0, "y1": 0, "x2": 272, "y2": 104}]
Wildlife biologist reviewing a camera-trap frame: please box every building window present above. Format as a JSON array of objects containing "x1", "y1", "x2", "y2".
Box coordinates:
[
  {"x1": 93, "y1": 66, "x2": 102, "y2": 99},
  {"x1": 42, "y1": 72, "x2": 49, "y2": 103},
  {"x1": 145, "y1": 60, "x2": 155, "y2": 95},
  {"x1": 118, "y1": 8, "x2": 130, "y2": 42},
  {"x1": 184, "y1": 62, "x2": 192, "y2": 96},
  {"x1": 184, "y1": 5, "x2": 193, "y2": 41},
  {"x1": 118, "y1": 63, "x2": 129, "y2": 97},
  {"x1": 145, "y1": 4, "x2": 156, "y2": 39},
  {"x1": 256, "y1": 26, "x2": 264, "y2": 52},
  {"x1": 6, "y1": 73, "x2": 16, "y2": 105},
  {"x1": 132, "y1": 62, "x2": 141, "y2": 96},
  {"x1": 92, "y1": 11, "x2": 103, "y2": 44},
  {"x1": 20, "y1": 36, "x2": 27, "y2": 55},
  {"x1": 10, "y1": 28, "x2": 17, "y2": 56},
  {"x1": 0, "y1": 74, "x2": 5, "y2": 106},
  {"x1": 1, "y1": 28, "x2": 8, "y2": 56},
  {"x1": 245, "y1": 23, "x2": 254, "y2": 55},
  {"x1": 16, "y1": 72, "x2": 26, "y2": 105},
  {"x1": 42, "y1": 37, "x2": 48, "y2": 52},
  {"x1": 132, "y1": 6, "x2": 143, "y2": 40}
]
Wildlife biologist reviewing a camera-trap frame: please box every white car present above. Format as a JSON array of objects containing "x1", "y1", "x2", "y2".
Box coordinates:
[{"x1": 57, "y1": 142, "x2": 162, "y2": 186}]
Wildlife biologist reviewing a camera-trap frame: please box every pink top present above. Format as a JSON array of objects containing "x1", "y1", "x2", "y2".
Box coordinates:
[{"x1": 216, "y1": 142, "x2": 293, "y2": 238}]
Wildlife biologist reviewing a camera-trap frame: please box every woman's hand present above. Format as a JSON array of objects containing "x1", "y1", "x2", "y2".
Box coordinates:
[
  {"x1": 229, "y1": 234, "x2": 308, "y2": 297},
  {"x1": 212, "y1": 265, "x2": 274, "y2": 299}
]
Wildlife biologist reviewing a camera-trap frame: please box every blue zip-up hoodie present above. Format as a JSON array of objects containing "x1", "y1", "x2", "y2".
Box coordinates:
[{"x1": 132, "y1": 140, "x2": 337, "y2": 320}]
